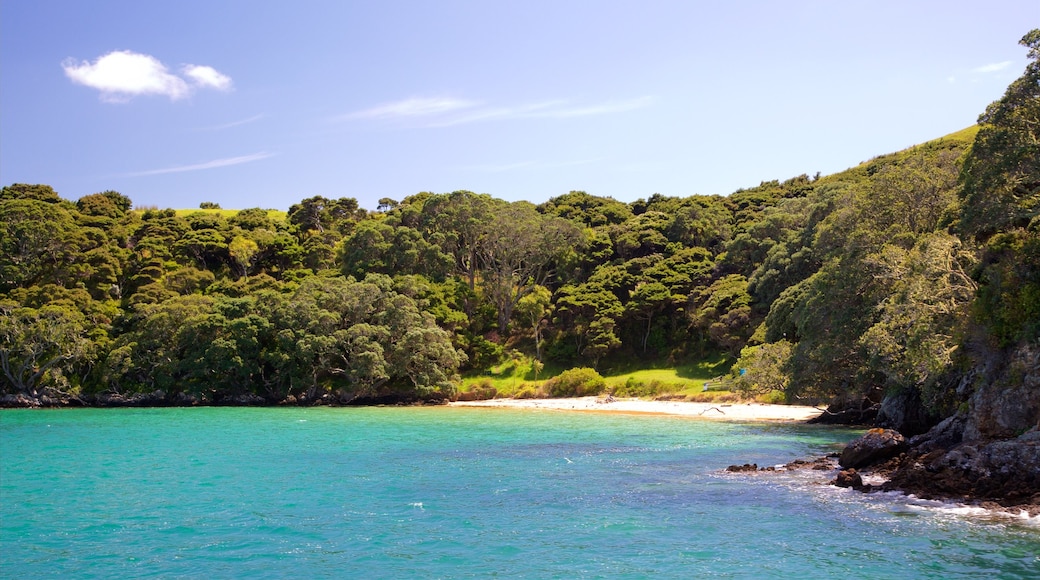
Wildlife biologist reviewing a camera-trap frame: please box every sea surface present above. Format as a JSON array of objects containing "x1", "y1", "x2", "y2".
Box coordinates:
[{"x1": 2, "y1": 407, "x2": 1038, "y2": 578}]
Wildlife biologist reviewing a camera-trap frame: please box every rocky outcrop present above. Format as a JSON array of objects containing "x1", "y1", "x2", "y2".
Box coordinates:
[
  {"x1": 884, "y1": 430, "x2": 1040, "y2": 507},
  {"x1": 839, "y1": 428, "x2": 907, "y2": 469},
  {"x1": 838, "y1": 344, "x2": 1040, "y2": 512},
  {"x1": 725, "y1": 463, "x2": 758, "y2": 472},
  {"x1": 962, "y1": 344, "x2": 1040, "y2": 441},
  {"x1": 875, "y1": 387, "x2": 937, "y2": 436},
  {"x1": 834, "y1": 468, "x2": 863, "y2": 489}
]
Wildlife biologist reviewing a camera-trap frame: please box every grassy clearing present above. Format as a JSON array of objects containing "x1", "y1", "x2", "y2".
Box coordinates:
[
  {"x1": 457, "y1": 353, "x2": 743, "y2": 402},
  {"x1": 172, "y1": 208, "x2": 289, "y2": 221},
  {"x1": 130, "y1": 208, "x2": 289, "y2": 222}
]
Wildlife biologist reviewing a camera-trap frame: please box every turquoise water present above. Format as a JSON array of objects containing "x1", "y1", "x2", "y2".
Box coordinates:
[{"x1": 2, "y1": 407, "x2": 1038, "y2": 578}]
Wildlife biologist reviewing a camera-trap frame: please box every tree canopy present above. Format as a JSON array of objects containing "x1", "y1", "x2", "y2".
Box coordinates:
[{"x1": 3, "y1": 30, "x2": 1038, "y2": 413}]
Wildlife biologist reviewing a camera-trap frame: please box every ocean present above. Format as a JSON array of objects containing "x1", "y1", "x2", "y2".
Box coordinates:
[{"x1": 2, "y1": 407, "x2": 1038, "y2": 578}]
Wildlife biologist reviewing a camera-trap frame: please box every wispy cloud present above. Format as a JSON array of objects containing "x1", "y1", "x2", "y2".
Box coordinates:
[
  {"x1": 192, "y1": 114, "x2": 267, "y2": 131},
  {"x1": 63, "y1": 50, "x2": 232, "y2": 103},
  {"x1": 341, "y1": 95, "x2": 653, "y2": 127},
  {"x1": 342, "y1": 97, "x2": 480, "y2": 120},
  {"x1": 125, "y1": 152, "x2": 275, "y2": 177},
  {"x1": 971, "y1": 61, "x2": 1013, "y2": 74}
]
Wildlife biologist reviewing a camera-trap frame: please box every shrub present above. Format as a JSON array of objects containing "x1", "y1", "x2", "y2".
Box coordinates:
[
  {"x1": 457, "y1": 379, "x2": 497, "y2": 401},
  {"x1": 544, "y1": 367, "x2": 606, "y2": 398},
  {"x1": 755, "y1": 390, "x2": 787, "y2": 405},
  {"x1": 514, "y1": 384, "x2": 547, "y2": 399},
  {"x1": 612, "y1": 377, "x2": 673, "y2": 398}
]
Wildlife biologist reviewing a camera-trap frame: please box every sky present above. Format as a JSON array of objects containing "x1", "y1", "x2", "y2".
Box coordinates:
[{"x1": 1, "y1": 1, "x2": 1037, "y2": 211}]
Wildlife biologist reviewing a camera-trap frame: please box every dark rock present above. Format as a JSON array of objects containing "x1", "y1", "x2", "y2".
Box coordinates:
[
  {"x1": 779, "y1": 456, "x2": 837, "y2": 471},
  {"x1": 876, "y1": 387, "x2": 937, "y2": 437},
  {"x1": 725, "y1": 463, "x2": 758, "y2": 472},
  {"x1": 907, "y1": 413, "x2": 966, "y2": 454},
  {"x1": 216, "y1": 393, "x2": 267, "y2": 406},
  {"x1": 963, "y1": 345, "x2": 1040, "y2": 441},
  {"x1": 885, "y1": 430, "x2": 1040, "y2": 505},
  {"x1": 834, "y1": 469, "x2": 863, "y2": 489},
  {"x1": 1, "y1": 393, "x2": 39, "y2": 408},
  {"x1": 839, "y1": 428, "x2": 907, "y2": 469}
]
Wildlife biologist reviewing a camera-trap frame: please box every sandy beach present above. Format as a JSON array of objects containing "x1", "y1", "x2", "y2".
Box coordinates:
[{"x1": 449, "y1": 396, "x2": 823, "y2": 422}]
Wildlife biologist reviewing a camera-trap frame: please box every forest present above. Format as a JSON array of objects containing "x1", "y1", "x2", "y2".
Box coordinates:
[{"x1": 2, "y1": 32, "x2": 1038, "y2": 424}]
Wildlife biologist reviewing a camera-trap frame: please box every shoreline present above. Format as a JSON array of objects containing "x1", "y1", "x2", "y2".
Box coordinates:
[{"x1": 449, "y1": 396, "x2": 824, "y2": 422}]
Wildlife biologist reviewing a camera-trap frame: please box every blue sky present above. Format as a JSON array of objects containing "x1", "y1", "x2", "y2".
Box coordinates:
[{"x1": 1, "y1": 1, "x2": 1036, "y2": 211}]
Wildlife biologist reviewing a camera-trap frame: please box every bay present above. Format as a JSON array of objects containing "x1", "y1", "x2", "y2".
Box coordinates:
[{"x1": 1, "y1": 407, "x2": 1037, "y2": 578}]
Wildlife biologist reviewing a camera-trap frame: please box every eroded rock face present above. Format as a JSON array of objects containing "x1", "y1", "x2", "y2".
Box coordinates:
[
  {"x1": 886, "y1": 430, "x2": 1040, "y2": 506},
  {"x1": 839, "y1": 428, "x2": 907, "y2": 469},
  {"x1": 876, "y1": 387, "x2": 936, "y2": 437},
  {"x1": 963, "y1": 343, "x2": 1040, "y2": 441}
]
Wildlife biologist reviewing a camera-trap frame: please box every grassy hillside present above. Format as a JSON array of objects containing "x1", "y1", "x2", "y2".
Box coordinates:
[{"x1": 173, "y1": 208, "x2": 289, "y2": 221}]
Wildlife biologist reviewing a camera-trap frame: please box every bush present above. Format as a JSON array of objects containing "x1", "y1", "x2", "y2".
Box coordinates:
[
  {"x1": 612, "y1": 377, "x2": 673, "y2": 398},
  {"x1": 514, "y1": 384, "x2": 547, "y2": 399},
  {"x1": 457, "y1": 379, "x2": 497, "y2": 401},
  {"x1": 544, "y1": 367, "x2": 606, "y2": 398},
  {"x1": 755, "y1": 390, "x2": 787, "y2": 405}
]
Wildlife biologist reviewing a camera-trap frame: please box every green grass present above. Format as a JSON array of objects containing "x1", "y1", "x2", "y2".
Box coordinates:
[
  {"x1": 458, "y1": 353, "x2": 738, "y2": 401},
  {"x1": 172, "y1": 208, "x2": 289, "y2": 221}
]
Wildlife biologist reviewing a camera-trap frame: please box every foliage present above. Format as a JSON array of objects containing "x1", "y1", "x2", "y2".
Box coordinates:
[
  {"x1": 732, "y1": 340, "x2": 793, "y2": 398},
  {"x1": 543, "y1": 367, "x2": 606, "y2": 398},
  {"x1": 2, "y1": 30, "x2": 1037, "y2": 411}
]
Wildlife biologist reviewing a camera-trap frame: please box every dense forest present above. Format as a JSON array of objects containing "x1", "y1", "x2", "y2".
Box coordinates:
[{"x1": 2, "y1": 32, "x2": 1038, "y2": 424}]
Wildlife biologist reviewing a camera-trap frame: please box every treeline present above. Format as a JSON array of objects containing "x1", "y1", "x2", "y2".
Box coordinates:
[{"x1": 2, "y1": 32, "x2": 1037, "y2": 413}]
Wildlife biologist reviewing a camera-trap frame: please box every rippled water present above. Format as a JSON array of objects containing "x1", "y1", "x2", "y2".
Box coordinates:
[{"x1": 2, "y1": 407, "x2": 1038, "y2": 578}]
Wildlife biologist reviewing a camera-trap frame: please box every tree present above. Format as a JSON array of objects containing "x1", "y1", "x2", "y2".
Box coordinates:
[
  {"x1": 476, "y1": 202, "x2": 582, "y2": 331},
  {"x1": 859, "y1": 233, "x2": 978, "y2": 406},
  {"x1": 0, "y1": 199, "x2": 81, "y2": 290},
  {"x1": 228, "y1": 235, "x2": 259, "y2": 278},
  {"x1": 339, "y1": 220, "x2": 451, "y2": 281},
  {"x1": 553, "y1": 281, "x2": 623, "y2": 359},
  {"x1": 416, "y1": 190, "x2": 498, "y2": 291},
  {"x1": 732, "y1": 340, "x2": 793, "y2": 397},
  {"x1": 0, "y1": 302, "x2": 93, "y2": 397},
  {"x1": 959, "y1": 29, "x2": 1040, "y2": 238},
  {"x1": 688, "y1": 274, "x2": 754, "y2": 355},
  {"x1": 625, "y1": 281, "x2": 672, "y2": 353},
  {"x1": 868, "y1": 151, "x2": 960, "y2": 235},
  {"x1": 515, "y1": 285, "x2": 552, "y2": 360}
]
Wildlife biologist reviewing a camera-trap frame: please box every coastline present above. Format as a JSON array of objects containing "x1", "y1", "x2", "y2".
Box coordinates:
[{"x1": 449, "y1": 396, "x2": 824, "y2": 422}]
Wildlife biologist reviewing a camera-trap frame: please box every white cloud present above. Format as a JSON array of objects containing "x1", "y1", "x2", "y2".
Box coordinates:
[
  {"x1": 971, "y1": 61, "x2": 1013, "y2": 74},
  {"x1": 342, "y1": 96, "x2": 653, "y2": 127},
  {"x1": 125, "y1": 152, "x2": 274, "y2": 176},
  {"x1": 344, "y1": 97, "x2": 479, "y2": 120},
  {"x1": 62, "y1": 50, "x2": 232, "y2": 102},
  {"x1": 182, "y1": 65, "x2": 233, "y2": 91}
]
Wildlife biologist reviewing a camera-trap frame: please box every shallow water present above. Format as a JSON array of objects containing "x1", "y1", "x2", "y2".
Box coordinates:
[{"x1": 2, "y1": 407, "x2": 1037, "y2": 578}]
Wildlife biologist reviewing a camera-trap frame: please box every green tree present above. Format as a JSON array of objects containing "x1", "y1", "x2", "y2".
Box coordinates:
[
  {"x1": 960, "y1": 29, "x2": 1040, "y2": 238},
  {"x1": 476, "y1": 201, "x2": 582, "y2": 331},
  {"x1": 688, "y1": 274, "x2": 754, "y2": 355},
  {"x1": 732, "y1": 340, "x2": 793, "y2": 397},
  {"x1": 859, "y1": 234, "x2": 978, "y2": 407},
  {"x1": 0, "y1": 302, "x2": 93, "y2": 397},
  {"x1": 515, "y1": 285, "x2": 552, "y2": 360}
]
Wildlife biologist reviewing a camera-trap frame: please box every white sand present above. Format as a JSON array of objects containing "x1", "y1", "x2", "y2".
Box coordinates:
[{"x1": 449, "y1": 396, "x2": 822, "y2": 422}]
